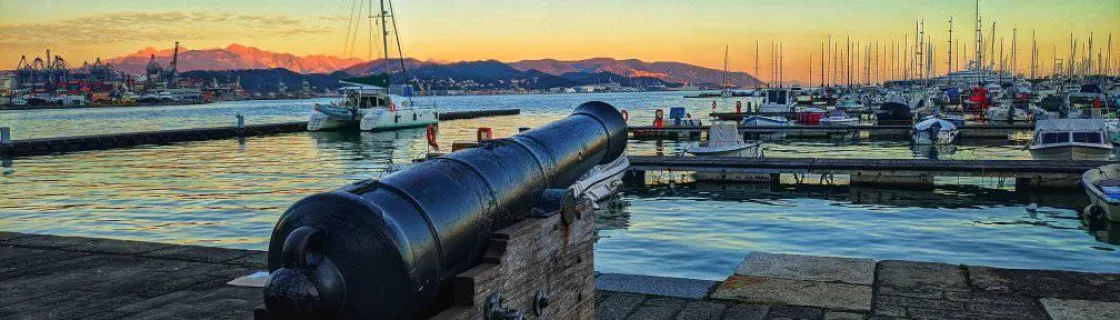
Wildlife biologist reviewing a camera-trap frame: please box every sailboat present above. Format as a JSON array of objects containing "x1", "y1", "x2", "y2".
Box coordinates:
[{"x1": 307, "y1": 0, "x2": 438, "y2": 132}]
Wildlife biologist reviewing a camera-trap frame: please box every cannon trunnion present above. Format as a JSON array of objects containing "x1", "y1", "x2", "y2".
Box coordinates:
[{"x1": 260, "y1": 101, "x2": 627, "y2": 319}]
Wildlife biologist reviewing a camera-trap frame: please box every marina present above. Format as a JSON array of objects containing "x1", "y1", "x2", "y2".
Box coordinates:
[{"x1": 2, "y1": 0, "x2": 1120, "y2": 318}]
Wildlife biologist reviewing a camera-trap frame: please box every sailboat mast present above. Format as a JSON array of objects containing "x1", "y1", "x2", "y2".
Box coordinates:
[
  {"x1": 948, "y1": 17, "x2": 954, "y2": 75},
  {"x1": 1011, "y1": 28, "x2": 1017, "y2": 79},
  {"x1": 723, "y1": 45, "x2": 729, "y2": 89},
  {"x1": 379, "y1": 0, "x2": 390, "y2": 71}
]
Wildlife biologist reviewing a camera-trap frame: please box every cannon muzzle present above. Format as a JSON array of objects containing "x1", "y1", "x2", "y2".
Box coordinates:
[{"x1": 263, "y1": 101, "x2": 627, "y2": 319}]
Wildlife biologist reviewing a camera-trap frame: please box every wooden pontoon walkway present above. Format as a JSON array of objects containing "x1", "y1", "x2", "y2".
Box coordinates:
[
  {"x1": 627, "y1": 156, "x2": 1111, "y2": 189},
  {"x1": 0, "y1": 109, "x2": 519, "y2": 157}
]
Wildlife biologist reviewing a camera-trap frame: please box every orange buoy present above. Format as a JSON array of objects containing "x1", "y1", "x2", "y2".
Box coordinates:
[
  {"x1": 736, "y1": 100, "x2": 742, "y2": 114},
  {"x1": 654, "y1": 109, "x2": 665, "y2": 128}
]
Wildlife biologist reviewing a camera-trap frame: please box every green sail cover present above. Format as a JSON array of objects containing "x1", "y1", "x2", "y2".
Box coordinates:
[{"x1": 341, "y1": 73, "x2": 390, "y2": 87}]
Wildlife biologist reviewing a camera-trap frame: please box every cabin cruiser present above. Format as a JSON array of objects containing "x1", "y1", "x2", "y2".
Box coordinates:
[
  {"x1": 985, "y1": 99, "x2": 1043, "y2": 122},
  {"x1": 835, "y1": 97, "x2": 867, "y2": 111},
  {"x1": 760, "y1": 89, "x2": 796, "y2": 113},
  {"x1": 686, "y1": 122, "x2": 762, "y2": 157},
  {"x1": 819, "y1": 110, "x2": 859, "y2": 126},
  {"x1": 307, "y1": 84, "x2": 438, "y2": 131},
  {"x1": 911, "y1": 117, "x2": 959, "y2": 145},
  {"x1": 741, "y1": 116, "x2": 790, "y2": 139},
  {"x1": 1028, "y1": 119, "x2": 1114, "y2": 161},
  {"x1": 1083, "y1": 164, "x2": 1120, "y2": 223}
]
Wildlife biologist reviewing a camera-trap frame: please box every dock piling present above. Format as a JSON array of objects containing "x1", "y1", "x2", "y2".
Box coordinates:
[{"x1": 1, "y1": 127, "x2": 10, "y2": 145}]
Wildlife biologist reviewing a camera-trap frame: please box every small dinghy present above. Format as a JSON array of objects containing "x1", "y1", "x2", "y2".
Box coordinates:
[
  {"x1": 819, "y1": 110, "x2": 860, "y2": 126},
  {"x1": 1083, "y1": 164, "x2": 1120, "y2": 223},
  {"x1": 741, "y1": 116, "x2": 790, "y2": 139},
  {"x1": 686, "y1": 122, "x2": 762, "y2": 157},
  {"x1": 911, "y1": 117, "x2": 959, "y2": 145}
]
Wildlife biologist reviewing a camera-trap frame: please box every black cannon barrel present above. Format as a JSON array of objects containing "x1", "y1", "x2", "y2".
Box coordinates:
[{"x1": 263, "y1": 101, "x2": 627, "y2": 319}]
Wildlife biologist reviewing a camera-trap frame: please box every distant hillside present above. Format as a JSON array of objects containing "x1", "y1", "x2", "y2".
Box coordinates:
[
  {"x1": 179, "y1": 68, "x2": 349, "y2": 92},
  {"x1": 510, "y1": 58, "x2": 763, "y2": 87},
  {"x1": 106, "y1": 44, "x2": 365, "y2": 75}
]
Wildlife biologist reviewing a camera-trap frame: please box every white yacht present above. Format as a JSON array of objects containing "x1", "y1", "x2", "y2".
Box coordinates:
[
  {"x1": 741, "y1": 116, "x2": 790, "y2": 139},
  {"x1": 686, "y1": 122, "x2": 762, "y2": 157},
  {"x1": 1028, "y1": 119, "x2": 1114, "y2": 161},
  {"x1": 307, "y1": 84, "x2": 437, "y2": 131},
  {"x1": 911, "y1": 117, "x2": 959, "y2": 145}
]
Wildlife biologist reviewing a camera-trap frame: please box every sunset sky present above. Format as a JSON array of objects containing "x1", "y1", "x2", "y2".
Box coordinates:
[{"x1": 2, "y1": 0, "x2": 1118, "y2": 82}]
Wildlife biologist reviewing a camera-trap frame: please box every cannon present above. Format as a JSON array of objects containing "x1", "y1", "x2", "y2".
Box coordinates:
[{"x1": 261, "y1": 101, "x2": 627, "y2": 319}]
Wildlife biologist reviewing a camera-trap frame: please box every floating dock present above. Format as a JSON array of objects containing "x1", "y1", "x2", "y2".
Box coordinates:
[
  {"x1": 2, "y1": 231, "x2": 1118, "y2": 319},
  {"x1": 628, "y1": 124, "x2": 1034, "y2": 140},
  {"x1": 626, "y1": 156, "x2": 1109, "y2": 189},
  {"x1": 709, "y1": 110, "x2": 877, "y2": 121},
  {"x1": 0, "y1": 109, "x2": 520, "y2": 157}
]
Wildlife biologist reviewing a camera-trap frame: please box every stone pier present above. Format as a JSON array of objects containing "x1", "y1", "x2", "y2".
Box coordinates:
[{"x1": 3, "y1": 232, "x2": 1119, "y2": 320}]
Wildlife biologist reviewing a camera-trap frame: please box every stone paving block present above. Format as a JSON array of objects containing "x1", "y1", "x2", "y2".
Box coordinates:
[
  {"x1": 965, "y1": 301, "x2": 1047, "y2": 319},
  {"x1": 142, "y1": 245, "x2": 257, "y2": 264},
  {"x1": 712, "y1": 276, "x2": 871, "y2": 311},
  {"x1": 735, "y1": 252, "x2": 875, "y2": 285},
  {"x1": 597, "y1": 292, "x2": 646, "y2": 320},
  {"x1": 3, "y1": 234, "x2": 94, "y2": 250},
  {"x1": 225, "y1": 250, "x2": 268, "y2": 268},
  {"x1": 877, "y1": 260, "x2": 967, "y2": 292},
  {"x1": 598, "y1": 273, "x2": 718, "y2": 299},
  {"x1": 904, "y1": 307, "x2": 1022, "y2": 320},
  {"x1": 823, "y1": 311, "x2": 866, "y2": 320},
  {"x1": 0, "y1": 231, "x2": 34, "y2": 241},
  {"x1": 722, "y1": 304, "x2": 768, "y2": 320},
  {"x1": 873, "y1": 295, "x2": 965, "y2": 312},
  {"x1": 627, "y1": 305, "x2": 679, "y2": 320},
  {"x1": 1040, "y1": 298, "x2": 1120, "y2": 320},
  {"x1": 68, "y1": 237, "x2": 173, "y2": 255},
  {"x1": 766, "y1": 306, "x2": 823, "y2": 320},
  {"x1": 969, "y1": 267, "x2": 1120, "y2": 302},
  {"x1": 677, "y1": 300, "x2": 729, "y2": 320}
]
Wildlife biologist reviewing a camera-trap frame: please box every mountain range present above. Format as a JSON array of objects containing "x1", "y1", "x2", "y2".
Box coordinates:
[{"x1": 101, "y1": 44, "x2": 762, "y2": 87}]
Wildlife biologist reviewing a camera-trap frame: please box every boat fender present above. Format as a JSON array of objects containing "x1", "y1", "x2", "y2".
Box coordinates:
[
  {"x1": 654, "y1": 109, "x2": 664, "y2": 128},
  {"x1": 426, "y1": 125, "x2": 439, "y2": 150},
  {"x1": 621, "y1": 109, "x2": 629, "y2": 122},
  {"x1": 736, "y1": 101, "x2": 742, "y2": 114},
  {"x1": 712, "y1": 100, "x2": 717, "y2": 110},
  {"x1": 476, "y1": 127, "x2": 493, "y2": 142}
]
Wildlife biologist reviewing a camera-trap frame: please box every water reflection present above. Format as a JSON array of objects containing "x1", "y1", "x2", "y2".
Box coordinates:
[
  {"x1": 910, "y1": 144, "x2": 958, "y2": 160},
  {"x1": 627, "y1": 181, "x2": 1085, "y2": 211},
  {"x1": 1083, "y1": 209, "x2": 1120, "y2": 246}
]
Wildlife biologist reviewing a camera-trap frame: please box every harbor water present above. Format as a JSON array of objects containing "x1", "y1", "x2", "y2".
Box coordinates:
[{"x1": 1, "y1": 91, "x2": 1117, "y2": 280}]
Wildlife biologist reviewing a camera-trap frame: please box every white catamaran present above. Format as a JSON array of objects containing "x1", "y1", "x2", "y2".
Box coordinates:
[{"x1": 307, "y1": 0, "x2": 438, "y2": 132}]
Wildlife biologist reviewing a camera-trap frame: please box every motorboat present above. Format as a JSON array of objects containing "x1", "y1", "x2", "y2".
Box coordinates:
[
  {"x1": 796, "y1": 107, "x2": 827, "y2": 125},
  {"x1": 985, "y1": 100, "x2": 1041, "y2": 122},
  {"x1": 876, "y1": 102, "x2": 913, "y2": 125},
  {"x1": 911, "y1": 117, "x2": 959, "y2": 145},
  {"x1": 835, "y1": 97, "x2": 867, "y2": 111},
  {"x1": 740, "y1": 116, "x2": 789, "y2": 139},
  {"x1": 307, "y1": 84, "x2": 438, "y2": 131},
  {"x1": 570, "y1": 154, "x2": 631, "y2": 204},
  {"x1": 1028, "y1": 119, "x2": 1114, "y2": 160},
  {"x1": 1082, "y1": 164, "x2": 1120, "y2": 223},
  {"x1": 819, "y1": 110, "x2": 859, "y2": 126},
  {"x1": 760, "y1": 89, "x2": 796, "y2": 113},
  {"x1": 686, "y1": 122, "x2": 762, "y2": 157}
]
